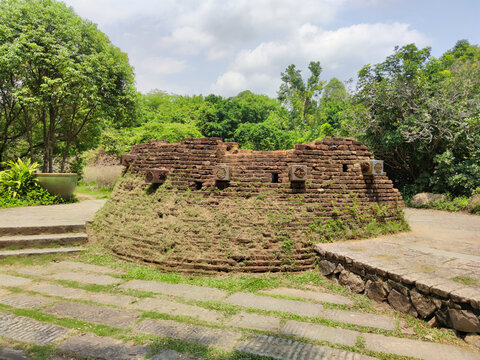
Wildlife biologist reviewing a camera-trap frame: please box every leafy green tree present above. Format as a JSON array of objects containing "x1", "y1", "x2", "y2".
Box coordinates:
[
  {"x1": 0, "y1": 0, "x2": 136, "y2": 172},
  {"x1": 277, "y1": 61, "x2": 325, "y2": 133},
  {"x1": 199, "y1": 91, "x2": 287, "y2": 141},
  {"x1": 354, "y1": 42, "x2": 480, "y2": 195},
  {"x1": 234, "y1": 115, "x2": 295, "y2": 150}
]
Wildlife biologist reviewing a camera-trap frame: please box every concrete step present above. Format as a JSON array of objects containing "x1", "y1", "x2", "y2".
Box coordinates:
[
  {"x1": 0, "y1": 247, "x2": 86, "y2": 258},
  {"x1": 0, "y1": 233, "x2": 88, "y2": 249},
  {"x1": 0, "y1": 223, "x2": 86, "y2": 236}
]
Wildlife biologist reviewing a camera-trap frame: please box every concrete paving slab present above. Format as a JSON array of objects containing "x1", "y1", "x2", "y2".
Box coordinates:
[
  {"x1": 150, "y1": 350, "x2": 202, "y2": 360},
  {"x1": 236, "y1": 335, "x2": 376, "y2": 360},
  {"x1": 225, "y1": 292, "x2": 324, "y2": 317},
  {"x1": 119, "y1": 279, "x2": 227, "y2": 301},
  {"x1": 0, "y1": 313, "x2": 69, "y2": 345},
  {"x1": 0, "y1": 274, "x2": 32, "y2": 287},
  {"x1": 47, "y1": 271, "x2": 122, "y2": 286},
  {"x1": 0, "y1": 247, "x2": 85, "y2": 258},
  {"x1": 49, "y1": 261, "x2": 122, "y2": 274},
  {"x1": 225, "y1": 312, "x2": 281, "y2": 332},
  {"x1": 135, "y1": 318, "x2": 241, "y2": 350},
  {"x1": 0, "y1": 288, "x2": 10, "y2": 297},
  {"x1": 281, "y1": 320, "x2": 360, "y2": 347},
  {"x1": 261, "y1": 287, "x2": 353, "y2": 306},
  {"x1": 29, "y1": 282, "x2": 135, "y2": 307},
  {"x1": 0, "y1": 294, "x2": 55, "y2": 309},
  {"x1": 43, "y1": 301, "x2": 140, "y2": 328},
  {"x1": 0, "y1": 200, "x2": 105, "y2": 228},
  {"x1": 322, "y1": 309, "x2": 396, "y2": 331},
  {"x1": 130, "y1": 297, "x2": 222, "y2": 323},
  {"x1": 58, "y1": 333, "x2": 148, "y2": 360},
  {"x1": 363, "y1": 333, "x2": 480, "y2": 360},
  {"x1": 0, "y1": 348, "x2": 32, "y2": 360}
]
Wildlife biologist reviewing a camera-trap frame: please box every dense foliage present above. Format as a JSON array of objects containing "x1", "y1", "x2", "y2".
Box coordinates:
[
  {"x1": 353, "y1": 41, "x2": 480, "y2": 196},
  {"x1": 0, "y1": 0, "x2": 136, "y2": 172},
  {"x1": 0, "y1": 1, "x2": 478, "y2": 198},
  {"x1": 0, "y1": 158, "x2": 64, "y2": 207}
]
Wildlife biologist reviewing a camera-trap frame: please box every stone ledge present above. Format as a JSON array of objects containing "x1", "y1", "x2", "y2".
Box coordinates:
[{"x1": 315, "y1": 244, "x2": 480, "y2": 333}]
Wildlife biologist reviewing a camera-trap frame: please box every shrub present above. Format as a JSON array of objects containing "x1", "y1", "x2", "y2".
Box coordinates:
[{"x1": 0, "y1": 158, "x2": 39, "y2": 197}]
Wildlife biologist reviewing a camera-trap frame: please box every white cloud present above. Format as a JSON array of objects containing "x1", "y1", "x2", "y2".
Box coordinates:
[
  {"x1": 63, "y1": 0, "x2": 429, "y2": 96},
  {"x1": 137, "y1": 57, "x2": 187, "y2": 76},
  {"x1": 211, "y1": 22, "x2": 428, "y2": 96}
]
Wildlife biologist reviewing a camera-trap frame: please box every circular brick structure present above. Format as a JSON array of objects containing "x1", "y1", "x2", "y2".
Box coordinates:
[{"x1": 93, "y1": 137, "x2": 404, "y2": 273}]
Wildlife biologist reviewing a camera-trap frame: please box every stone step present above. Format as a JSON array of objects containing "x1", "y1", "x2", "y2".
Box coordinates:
[
  {"x1": 0, "y1": 313, "x2": 70, "y2": 345},
  {"x1": 225, "y1": 292, "x2": 324, "y2": 317},
  {"x1": 0, "y1": 247, "x2": 86, "y2": 258},
  {"x1": 0, "y1": 233, "x2": 88, "y2": 249},
  {"x1": 261, "y1": 287, "x2": 353, "y2": 306},
  {"x1": 135, "y1": 318, "x2": 241, "y2": 350},
  {"x1": 0, "y1": 223, "x2": 85, "y2": 236},
  {"x1": 58, "y1": 333, "x2": 149, "y2": 360},
  {"x1": 236, "y1": 335, "x2": 376, "y2": 360},
  {"x1": 43, "y1": 301, "x2": 140, "y2": 329},
  {"x1": 363, "y1": 332, "x2": 480, "y2": 360}
]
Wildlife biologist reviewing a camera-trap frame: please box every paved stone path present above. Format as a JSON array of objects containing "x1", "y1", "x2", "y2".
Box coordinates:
[
  {"x1": 1, "y1": 261, "x2": 479, "y2": 359},
  {"x1": 0, "y1": 313, "x2": 69, "y2": 345},
  {"x1": 262, "y1": 287, "x2": 353, "y2": 306},
  {"x1": 236, "y1": 335, "x2": 376, "y2": 360},
  {"x1": 318, "y1": 208, "x2": 480, "y2": 290},
  {"x1": 0, "y1": 200, "x2": 105, "y2": 228}
]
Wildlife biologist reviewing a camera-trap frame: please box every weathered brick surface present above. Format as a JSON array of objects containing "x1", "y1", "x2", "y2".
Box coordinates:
[{"x1": 97, "y1": 137, "x2": 403, "y2": 273}]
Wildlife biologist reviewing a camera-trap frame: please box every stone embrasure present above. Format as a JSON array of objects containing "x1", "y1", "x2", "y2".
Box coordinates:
[
  {"x1": 236, "y1": 335, "x2": 376, "y2": 360},
  {"x1": 0, "y1": 313, "x2": 69, "y2": 345},
  {"x1": 94, "y1": 137, "x2": 403, "y2": 274}
]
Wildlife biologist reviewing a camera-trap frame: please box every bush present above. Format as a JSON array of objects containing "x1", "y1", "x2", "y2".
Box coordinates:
[
  {"x1": 0, "y1": 158, "x2": 70, "y2": 208},
  {"x1": 0, "y1": 158, "x2": 39, "y2": 197}
]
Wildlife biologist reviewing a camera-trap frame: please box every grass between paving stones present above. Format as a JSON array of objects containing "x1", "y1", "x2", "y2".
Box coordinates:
[
  {"x1": 450, "y1": 275, "x2": 479, "y2": 286},
  {"x1": 0, "y1": 250, "x2": 470, "y2": 350},
  {"x1": 0, "y1": 298, "x2": 447, "y2": 360}
]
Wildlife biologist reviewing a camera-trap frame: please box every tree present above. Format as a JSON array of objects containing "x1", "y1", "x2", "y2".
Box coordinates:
[
  {"x1": 353, "y1": 42, "x2": 480, "y2": 195},
  {"x1": 0, "y1": 0, "x2": 137, "y2": 172},
  {"x1": 199, "y1": 91, "x2": 287, "y2": 141},
  {"x1": 277, "y1": 61, "x2": 325, "y2": 133}
]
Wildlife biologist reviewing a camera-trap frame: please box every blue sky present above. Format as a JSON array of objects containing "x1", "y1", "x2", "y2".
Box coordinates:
[{"x1": 63, "y1": 0, "x2": 479, "y2": 97}]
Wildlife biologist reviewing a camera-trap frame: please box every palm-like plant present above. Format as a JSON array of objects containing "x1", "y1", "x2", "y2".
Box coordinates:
[{"x1": 0, "y1": 159, "x2": 40, "y2": 198}]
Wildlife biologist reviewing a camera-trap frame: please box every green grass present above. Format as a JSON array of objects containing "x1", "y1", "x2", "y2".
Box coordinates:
[
  {"x1": 75, "y1": 182, "x2": 113, "y2": 199},
  {"x1": 407, "y1": 193, "x2": 479, "y2": 215},
  {"x1": 450, "y1": 275, "x2": 479, "y2": 286}
]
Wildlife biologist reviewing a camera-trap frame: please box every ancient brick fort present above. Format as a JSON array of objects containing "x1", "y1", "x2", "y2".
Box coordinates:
[{"x1": 94, "y1": 137, "x2": 404, "y2": 273}]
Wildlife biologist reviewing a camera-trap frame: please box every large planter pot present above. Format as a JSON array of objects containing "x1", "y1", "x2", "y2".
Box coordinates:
[{"x1": 35, "y1": 173, "x2": 78, "y2": 200}]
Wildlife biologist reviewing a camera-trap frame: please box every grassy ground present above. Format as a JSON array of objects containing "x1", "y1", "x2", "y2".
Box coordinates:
[
  {"x1": 0, "y1": 245, "x2": 466, "y2": 349},
  {"x1": 406, "y1": 193, "x2": 480, "y2": 215},
  {"x1": 75, "y1": 183, "x2": 113, "y2": 200}
]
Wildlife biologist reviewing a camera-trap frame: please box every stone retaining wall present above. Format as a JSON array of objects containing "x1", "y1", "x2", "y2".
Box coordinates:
[{"x1": 315, "y1": 245, "x2": 480, "y2": 333}]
